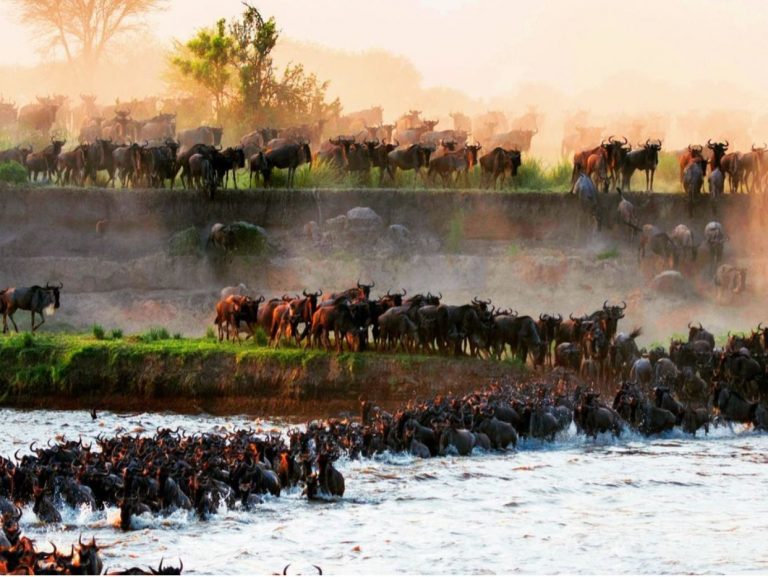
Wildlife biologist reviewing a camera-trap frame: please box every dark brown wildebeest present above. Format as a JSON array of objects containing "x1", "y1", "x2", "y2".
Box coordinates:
[
  {"x1": 25, "y1": 138, "x2": 66, "y2": 182},
  {"x1": 260, "y1": 142, "x2": 312, "y2": 188},
  {"x1": 638, "y1": 224, "x2": 679, "y2": 270},
  {"x1": 479, "y1": 147, "x2": 521, "y2": 189},
  {"x1": 621, "y1": 139, "x2": 662, "y2": 192},
  {"x1": 2, "y1": 283, "x2": 62, "y2": 333},
  {"x1": 720, "y1": 152, "x2": 741, "y2": 194},
  {"x1": 385, "y1": 144, "x2": 430, "y2": 183},
  {"x1": 112, "y1": 142, "x2": 143, "y2": 187},
  {"x1": 706, "y1": 139, "x2": 729, "y2": 172}
]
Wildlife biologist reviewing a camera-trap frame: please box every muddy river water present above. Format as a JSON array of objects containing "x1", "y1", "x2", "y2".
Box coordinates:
[{"x1": 2, "y1": 408, "x2": 767, "y2": 574}]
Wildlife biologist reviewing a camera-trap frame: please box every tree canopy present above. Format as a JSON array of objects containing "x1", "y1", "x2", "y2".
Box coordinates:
[
  {"x1": 11, "y1": 0, "x2": 164, "y2": 85},
  {"x1": 169, "y1": 3, "x2": 340, "y2": 129}
]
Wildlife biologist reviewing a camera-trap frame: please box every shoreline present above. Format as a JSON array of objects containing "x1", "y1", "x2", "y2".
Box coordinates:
[{"x1": 0, "y1": 333, "x2": 525, "y2": 417}]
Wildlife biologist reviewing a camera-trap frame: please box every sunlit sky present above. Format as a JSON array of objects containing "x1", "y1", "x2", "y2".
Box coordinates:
[{"x1": 3, "y1": 0, "x2": 768, "y2": 99}]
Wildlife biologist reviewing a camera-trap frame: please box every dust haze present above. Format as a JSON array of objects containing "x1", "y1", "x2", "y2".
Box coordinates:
[{"x1": 1, "y1": 0, "x2": 768, "y2": 348}]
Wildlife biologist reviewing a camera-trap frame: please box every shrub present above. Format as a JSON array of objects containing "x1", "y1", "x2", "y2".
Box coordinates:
[
  {"x1": 596, "y1": 248, "x2": 619, "y2": 260},
  {"x1": 173, "y1": 332, "x2": 183, "y2": 340},
  {"x1": 205, "y1": 326, "x2": 216, "y2": 340},
  {"x1": 110, "y1": 328, "x2": 124, "y2": 340},
  {"x1": 0, "y1": 162, "x2": 27, "y2": 185},
  {"x1": 91, "y1": 324, "x2": 106, "y2": 340}
]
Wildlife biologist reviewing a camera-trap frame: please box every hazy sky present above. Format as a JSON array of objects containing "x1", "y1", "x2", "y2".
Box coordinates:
[{"x1": 2, "y1": 0, "x2": 768, "y2": 101}]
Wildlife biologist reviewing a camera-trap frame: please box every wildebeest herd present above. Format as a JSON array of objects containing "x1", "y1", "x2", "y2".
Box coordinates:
[{"x1": 4, "y1": 98, "x2": 767, "y2": 197}]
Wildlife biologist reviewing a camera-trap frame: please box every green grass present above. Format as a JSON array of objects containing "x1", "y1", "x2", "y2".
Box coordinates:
[
  {"x1": 0, "y1": 332, "x2": 523, "y2": 401},
  {"x1": 110, "y1": 328, "x2": 123, "y2": 340},
  {"x1": 140, "y1": 326, "x2": 171, "y2": 342},
  {"x1": 91, "y1": 324, "x2": 106, "y2": 340},
  {"x1": 445, "y1": 210, "x2": 465, "y2": 253},
  {"x1": 596, "y1": 247, "x2": 620, "y2": 260},
  {"x1": 505, "y1": 242, "x2": 520, "y2": 257}
]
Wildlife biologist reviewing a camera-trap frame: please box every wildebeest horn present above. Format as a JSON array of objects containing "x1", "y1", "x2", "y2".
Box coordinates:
[
  {"x1": 620, "y1": 301, "x2": 626, "y2": 309},
  {"x1": 437, "y1": 292, "x2": 442, "y2": 299},
  {"x1": 303, "y1": 289, "x2": 310, "y2": 296},
  {"x1": 603, "y1": 300, "x2": 609, "y2": 309},
  {"x1": 723, "y1": 140, "x2": 729, "y2": 148},
  {"x1": 313, "y1": 565, "x2": 323, "y2": 575},
  {"x1": 539, "y1": 313, "x2": 546, "y2": 321},
  {"x1": 400, "y1": 288, "x2": 407, "y2": 296},
  {"x1": 556, "y1": 313, "x2": 562, "y2": 321},
  {"x1": 688, "y1": 321, "x2": 693, "y2": 329},
  {"x1": 707, "y1": 138, "x2": 713, "y2": 148},
  {"x1": 570, "y1": 313, "x2": 577, "y2": 321},
  {"x1": 313, "y1": 290, "x2": 322, "y2": 297},
  {"x1": 283, "y1": 564, "x2": 290, "y2": 575},
  {"x1": 357, "y1": 280, "x2": 362, "y2": 288},
  {"x1": 645, "y1": 138, "x2": 651, "y2": 147}
]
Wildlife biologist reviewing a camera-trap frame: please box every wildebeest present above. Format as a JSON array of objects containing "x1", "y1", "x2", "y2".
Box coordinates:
[
  {"x1": 385, "y1": 144, "x2": 430, "y2": 183},
  {"x1": 479, "y1": 147, "x2": 521, "y2": 189},
  {"x1": 708, "y1": 167, "x2": 724, "y2": 199},
  {"x1": 670, "y1": 224, "x2": 697, "y2": 263},
  {"x1": 703, "y1": 221, "x2": 726, "y2": 274},
  {"x1": 621, "y1": 139, "x2": 662, "y2": 192},
  {"x1": 25, "y1": 138, "x2": 66, "y2": 182},
  {"x1": 683, "y1": 157, "x2": 707, "y2": 215},
  {"x1": 2, "y1": 283, "x2": 62, "y2": 333},
  {"x1": 261, "y1": 142, "x2": 312, "y2": 188},
  {"x1": 678, "y1": 144, "x2": 704, "y2": 185},
  {"x1": 715, "y1": 264, "x2": 747, "y2": 303},
  {"x1": 638, "y1": 225, "x2": 679, "y2": 270},
  {"x1": 573, "y1": 173, "x2": 601, "y2": 233}
]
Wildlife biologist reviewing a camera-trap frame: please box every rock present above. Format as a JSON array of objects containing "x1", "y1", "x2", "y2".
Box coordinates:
[
  {"x1": 346, "y1": 206, "x2": 383, "y2": 233},
  {"x1": 388, "y1": 224, "x2": 411, "y2": 243},
  {"x1": 325, "y1": 214, "x2": 347, "y2": 234},
  {"x1": 167, "y1": 227, "x2": 201, "y2": 257},
  {"x1": 650, "y1": 270, "x2": 687, "y2": 294}
]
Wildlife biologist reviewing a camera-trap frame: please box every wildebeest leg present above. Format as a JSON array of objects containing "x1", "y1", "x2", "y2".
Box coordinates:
[{"x1": 31, "y1": 310, "x2": 45, "y2": 332}]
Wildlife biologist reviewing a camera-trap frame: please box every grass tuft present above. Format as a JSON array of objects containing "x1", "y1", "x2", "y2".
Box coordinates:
[{"x1": 91, "y1": 324, "x2": 106, "y2": 340}]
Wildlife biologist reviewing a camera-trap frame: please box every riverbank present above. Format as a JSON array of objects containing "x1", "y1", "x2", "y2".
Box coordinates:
[{"x1": 0, "y1": 333, "x2": 524, "y2": 416}]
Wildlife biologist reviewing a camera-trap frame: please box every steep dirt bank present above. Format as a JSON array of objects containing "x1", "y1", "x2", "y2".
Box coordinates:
[
  {"x1": 0, "y1": 335, "x2": 523, "y2": 416},
  {"x1": 0, "y1": 186, "x2": 765, "y2": 348}
]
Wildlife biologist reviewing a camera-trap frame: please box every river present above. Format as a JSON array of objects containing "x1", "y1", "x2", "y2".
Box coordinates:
[{"x1": 2, "y1": 408, "x2": 766, "y2": 574}]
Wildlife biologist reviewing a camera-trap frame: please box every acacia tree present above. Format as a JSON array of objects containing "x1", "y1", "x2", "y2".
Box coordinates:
[
  {"x1": 171, "y1": 19, "x2": 234, "y2": 123},
  {"x1": 229, "y1": 3, "x2": 278, "y2": 124},
  {"x1": 11, "y1": 0, "x2": 163, "y2": 84},
  {"x1": 170, "y1": 3, "x2": 339, "y2": 129}
]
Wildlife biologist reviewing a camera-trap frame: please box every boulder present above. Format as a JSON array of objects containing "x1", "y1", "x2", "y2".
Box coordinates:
[
  {"x1": 346, "y1": 206, "x2": 383, "y2": 233},
  {"x1": 650, "y1": 270, "x2": 687, "y2": 294}
]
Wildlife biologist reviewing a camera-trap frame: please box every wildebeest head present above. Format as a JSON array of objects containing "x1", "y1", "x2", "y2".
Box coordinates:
[
  {"x1": 45, "y1": 282, "x2": 62, "y2": 310},
  {"x1": 707, "y1": 139, "x2": 729, "y2": 170},
  {"x1": 357, "y1": 280, "x2": 375, "y2": 300}
]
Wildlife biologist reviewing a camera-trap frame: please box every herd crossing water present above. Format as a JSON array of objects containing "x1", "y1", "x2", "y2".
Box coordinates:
[{"x1": 1, "y1": 408, "x2": 766, "y2": 574}]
